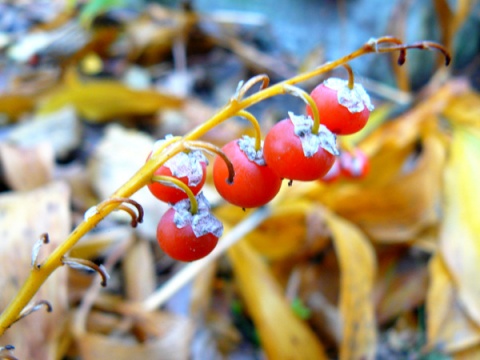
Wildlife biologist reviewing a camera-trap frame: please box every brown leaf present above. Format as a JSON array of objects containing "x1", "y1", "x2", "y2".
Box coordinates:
[
  {"x1": 77, "y1": 311, "x2": 194, "y2": 360},
  {"x1": 434, "y1": 0, "x2": 473, "y2": 56},
  {"x1": 123, "y1": 238, "x2": 156, "y2": 302},
  {"x1": 0, "y1": 143, "x2": 54, "y2": 191},
  {"x1": 374, "y1": 247, "x2": 429, "y2": 324},
  {"x1": 0, "y1": 182, "x2": 71, "y2": 359}
]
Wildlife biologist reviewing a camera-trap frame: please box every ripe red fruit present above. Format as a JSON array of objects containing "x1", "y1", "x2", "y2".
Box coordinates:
[
  {"x1": 263, "y1": 113, "x2": 338, "y2": 181},
  {"x1": 147, "y1": 150, "x2": 207, "y2": 204},
  {"x1": 213, "y1": 136, "x2": 282, "y2": 208},
  {"x1": 156, "y1": 193, "x2": 223, "y2": 262},
  {"x1": 306, "y1": 78, "x2": 374, "y2": 135},
  {"x1": 319, "y1": 158, "x2": 341, "y2": 183},
  {"x1": 339, "y1": 149, "x2": 370, "y2": 179}
]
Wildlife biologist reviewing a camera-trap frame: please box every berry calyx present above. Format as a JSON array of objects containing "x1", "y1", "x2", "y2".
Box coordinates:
[
  {"x1": 306, "y1": 78, "x2": 374, "y2": 135},
  {"x1": 156, "y1": 193, "x2": 223, "y2": 262},
  {"x1": 147, "y1": 145, "x2": 208, "y2": 204},
  {"x1": 213, "y1": 136, "x2": 282, "y2": 208},
  {"x1": 339, "y1": 148, "x2": 370, "y2": 179},
  {"x1": 263, "y1": 112, "x2": 338, "y2": 181}
]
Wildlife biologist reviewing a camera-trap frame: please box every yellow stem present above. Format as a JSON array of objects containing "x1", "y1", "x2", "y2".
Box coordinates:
[
  {"x1": 151, "y1": 175, "x2": 198, "y2": 214},
  {"x1": 234, "y1": 74, "x2": 270, "y2": 101},
  {"x1": 184, "y1": 140, "x2": 235, "y2": 183},
  {"x1": 342, "y1": 64, "x2": 355, "y2": 90},
  {"x1": 235, "y1": 110, "x2": 263, "y2": 151},
  {"x1": 283, "y1": 84, "x2": 321, "y2": 134}
]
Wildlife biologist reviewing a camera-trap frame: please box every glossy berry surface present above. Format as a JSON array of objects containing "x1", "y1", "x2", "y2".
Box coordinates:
[
  {"x1": 339, "y1": 149, "x2": 370, "y2": 179},
  {"x1": 263, "y1": 117, "x2": 336, "y2": 181},
  {"x1": 306, "y1": 78, "x2": 373, "y2": 135},
  {"x1": 156, "y1": 207, "x2": 219, "y2": 262},
  {"x1": 147, "y1": 153, "x2": 207, "y2": 204},
  {"x1": 213, "y1": 137, "x2": 282, "y2": 208}
]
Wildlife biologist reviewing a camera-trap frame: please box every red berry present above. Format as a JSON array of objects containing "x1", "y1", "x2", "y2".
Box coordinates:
[
  {"x1": 339, "y1": 149, "x2": 370, "y2": 179},
  {"x1": 319, "y1": 158, "x2": 341, "y2": 183},
  {"x1": 148, "y1": 150, "x2": 207, "y2": 204},
  {"x1": 156, "y1": 193, "x2": 223, "y2": 262},
  {"x1": 213, "y1": 136, "x2": 282, "y2": 208},
  {"x1": 306, "y1": 78, "x2": 374, "y2": 135},
  {"x1": 263, "y1": 113, "x2": 337, "y2": 181}
]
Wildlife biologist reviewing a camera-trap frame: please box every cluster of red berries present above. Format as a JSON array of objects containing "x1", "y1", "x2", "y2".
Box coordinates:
[
  {"x1": 148, "y1": 77, "x2": 373, "y2": 261},
  {"x1": 320, "y1": 148, "x2": 370, "y2": 183}
]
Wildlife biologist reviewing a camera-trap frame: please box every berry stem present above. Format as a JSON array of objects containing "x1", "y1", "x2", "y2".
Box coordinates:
[
  {"x1": 184, "y1": 140, "x2": 236, "y2": 184},
  {"x1": 236, "y1": 110, "x2": 263, "y2": 151},
  {"x1": 233, "y1": 74, "x2": 270, "y2": 102},
  {"x1": 283, "y1": 84, "x2": 321, "y2": 134},
  {"x1": 342, "y1": 64, "x2": 355, "y2": 90},
  {"x1": 151, "y1": 175, "x2": 199, "y2": 214}
]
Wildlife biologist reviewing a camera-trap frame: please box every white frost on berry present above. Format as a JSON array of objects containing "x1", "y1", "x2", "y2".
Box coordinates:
[
  {"x1": 152, "y1": 135, "x2": 208, "y2": 187},
  {"x1": 289, "y1": 112, "x2": 339, "y2": 157},
  {"x1": 238, "y1": 135, "x2": 266, "y2": 166},
  {"x1": 324, "y1": 77, "x2": 374, "y2": 113},
  {"x1": 172, "y1": 192, "x2": 224, "y2": 238},
  {"x1": 164, "y1": 150, "x2": 208, "y2": 187}
]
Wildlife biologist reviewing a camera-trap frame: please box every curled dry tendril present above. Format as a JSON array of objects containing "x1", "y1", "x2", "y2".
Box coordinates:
[
  {"x1": 365, "y1": 36, "x2": 451, "y2": 66},
  {"x1": 95, "y1": 197, "x2": 144, "y2": 228}
]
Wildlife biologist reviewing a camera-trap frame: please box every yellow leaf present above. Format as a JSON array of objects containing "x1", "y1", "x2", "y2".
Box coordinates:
[
  {"x1": 39, "y1": 80, "x2": 183, "y2": 122},
  {"x1": 440, "y1": 126, "x2": 480, "y2": 325},
  {"x1": 323, "y1": 210, "x2": 377, "y2": 360},
  {"x1": 244, "y1": 200, "x2": 314, "y2": 260},
  {"x1": 228, "y1": 240, "x2": 327, "y2": 360},
  {"x1": 318, "y1": 129, "x2": 446, "y2": 243},
  {"x1": 426, "y1": 254, "x2": 480, "y2": 354},
  {"x1": 443, "y1": 91, "x2": 480, "y2": 129}
]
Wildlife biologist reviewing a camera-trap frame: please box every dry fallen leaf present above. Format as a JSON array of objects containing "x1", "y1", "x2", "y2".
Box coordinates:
[
  {"x1": 0, "y1": 142, "x2": 54, "y2": 191},
  {"x1": 228, "y1": 240, "x2": 328, "y2": 360},
  {"x1": 39, "y1": 72, "x2": 184, "y2": 122},
  {"x1": 77, "y1": 311, "x2": 194, "y2": 360},
  {"x1": 426, "y1": 254, "x2": 480, "y2": 354},
  {"x1": 0, "y1": 182, "x2": 71, "y2": 359},
  {"x1": 324, "y1": 210, "x2": 377, "y2": 360},
  {"x1": 439, "y1": 125, "x2": 480, "y2": 326},
  {"x1": 374, "y1": 247, "x2": 429, "y2": 325},
  {"x1": 322, "y1": 129, "x2": 446, "y2": 242}
]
